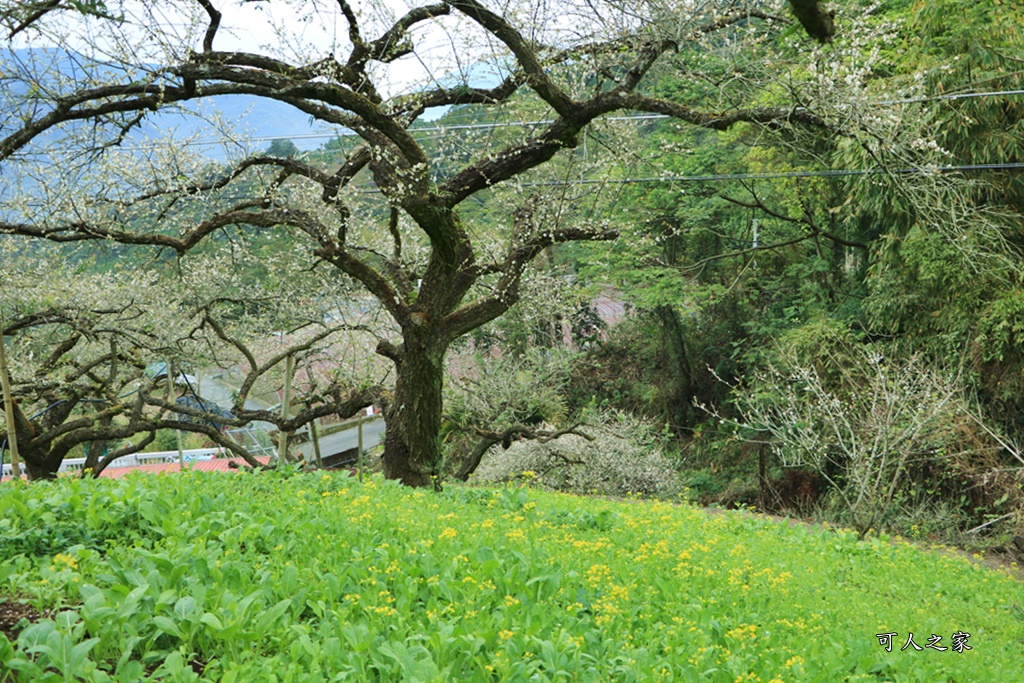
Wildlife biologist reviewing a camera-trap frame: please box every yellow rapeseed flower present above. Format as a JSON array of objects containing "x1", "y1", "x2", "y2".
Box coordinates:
[
  {"x1": 52, "y1": 553, "x2": 78, "y2": 570},
  {"x1": 585, "y1": 563, "x2": 612, "y2": 587}
]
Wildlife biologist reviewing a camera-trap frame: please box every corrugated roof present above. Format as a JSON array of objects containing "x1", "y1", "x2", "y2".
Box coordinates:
[{"x1": 99, "y1": 456, "x2": 273, "y2": 479}]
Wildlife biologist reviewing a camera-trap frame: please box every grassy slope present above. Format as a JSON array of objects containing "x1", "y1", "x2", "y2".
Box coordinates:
[{"x1": 0, "y1": 471, "x2": 1021, "y2": 682}]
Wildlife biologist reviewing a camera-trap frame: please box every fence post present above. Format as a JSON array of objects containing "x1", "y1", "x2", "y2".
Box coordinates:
[
  {"x1": 310, "y1": 416, "x2": 323, "y2": 469},
  {"x1": 357, "y1": 418, "x2": 364, "y2": 483},
  {"x1": 276, "y1": 355, "x2": 294, "y2": 464},
  {"x1": 169, "y1": 360, "x2": 184, "y2": 470},
  {"x1": 0, "y1": 315, "x2": 22, "y2": 479}
]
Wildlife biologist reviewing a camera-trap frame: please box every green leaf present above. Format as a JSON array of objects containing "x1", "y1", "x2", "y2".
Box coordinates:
[
  {"x1": 200, "y1": 613, "x2": 223, "y2": 632},
  {"x1": 173, "y1": 596, "x2": 197, "y2": 621},
  {"x1": 152, "y1": 616, "x2": 183, "y2": 639},
  {"x1": 255, "y1": 599, "x2": 291, "y2": 634},
  {"x1": 69, "y1": 637, "x2": 101, "y2": 675}
]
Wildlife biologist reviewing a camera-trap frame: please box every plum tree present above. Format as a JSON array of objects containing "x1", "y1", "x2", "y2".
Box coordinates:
[{"x1": 1, "y1": 0, "x2": 836, "y2": 486}]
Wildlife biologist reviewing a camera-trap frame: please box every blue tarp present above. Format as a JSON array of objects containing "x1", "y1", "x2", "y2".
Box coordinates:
[{"x1": 174, "y1": 394, "x2": 235, "y2": 430}]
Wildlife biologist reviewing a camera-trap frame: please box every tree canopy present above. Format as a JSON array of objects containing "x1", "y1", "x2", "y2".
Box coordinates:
[{"x1": 1, "y1": 0, "x2": 854, "y2": 486}]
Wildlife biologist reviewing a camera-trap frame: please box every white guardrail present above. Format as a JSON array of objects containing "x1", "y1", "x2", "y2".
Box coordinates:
[{"x1": 1, "y1": 448, "x2": 224, "y2": 478}]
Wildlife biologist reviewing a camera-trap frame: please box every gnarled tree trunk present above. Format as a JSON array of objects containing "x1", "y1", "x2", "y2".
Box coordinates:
[
  {"x1": 382, "y1": 333, "x2": 448, "y2": 488},
  {"x1": 21, "y1": 446, "x2": 63, "y2": 481},
  {"x1": 3, "y1": 398, "x2": 62, "y2": 480}
]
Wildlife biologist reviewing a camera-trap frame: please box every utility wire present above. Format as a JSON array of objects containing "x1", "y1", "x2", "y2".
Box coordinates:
[
  {"x1": 8, "y1": 90, "x2": 1024, "y2": 200},
  {"x1": 212, "y1": 88, "x2": 1024, "y2": 146},
  {"x1": 18, "y1": 88, "x2": 1023, "y2": 154},
  {"x1": 880, "y1": 88, "x2": 1024, "y2": 105},
  {"x1": 339, "y1": 161, "x2": 1024, "y2": 194},
  {"x1": 13, "y1": 161, "x2": 1024, "y2": 209},
  {"x1": 515, "y1": 162, "x2": 1024, "y2": 187}
]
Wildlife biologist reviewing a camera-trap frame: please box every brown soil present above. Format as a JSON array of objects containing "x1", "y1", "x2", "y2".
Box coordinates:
[{"x1": 0, "y1": 597, "x2": 48, "y2": 642}]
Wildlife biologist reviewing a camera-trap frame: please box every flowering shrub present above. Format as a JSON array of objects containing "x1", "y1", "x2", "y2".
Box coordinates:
[
  {"x1": 471, "y1": 410, "x2": 681, "y2": 498},
  {"x1": 732, "y1": 343, "x2": 1024, "y2": 539}
]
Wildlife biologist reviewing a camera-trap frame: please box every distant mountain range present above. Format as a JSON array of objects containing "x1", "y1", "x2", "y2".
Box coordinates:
[
  {"x1": 1, "y1": 47, "x2": 444, "y2": 157},
  {"x1": 135, "y1": 94, "x2": 337, "y2": 153}
]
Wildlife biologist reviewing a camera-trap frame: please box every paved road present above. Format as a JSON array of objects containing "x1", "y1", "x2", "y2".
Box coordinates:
[{"x1": 295, "y1": 418, "x2": 386, "y2": 461}]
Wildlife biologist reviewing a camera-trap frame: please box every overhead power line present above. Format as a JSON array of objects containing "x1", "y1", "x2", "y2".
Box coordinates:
[
  {"x1": 15, "y1": 163, "x2": 1024, "y2": 209},
  {"x1": 51, "y1": 87, "x2": 1024, "y2": 153},
  {"x1": 261, "y1": 88, "x2": 1024, "y2": 144},
  {"x1": 236, "y1": 88, "x2": 1024, "y2": 146},
  {"x1": 881, "y1": 88, "x2": 1024, "y2": 105},
  {"x1": 517, "y1": 162, "x2": 1024, "y2": 187},
  {"x1": 341, "y1": 161, "x2": 1024, "y2": 194}
]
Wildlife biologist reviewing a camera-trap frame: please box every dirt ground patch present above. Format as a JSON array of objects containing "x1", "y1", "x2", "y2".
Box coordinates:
[{"x1": 0, "y1": 597, "x2": 48, "y2": 642}]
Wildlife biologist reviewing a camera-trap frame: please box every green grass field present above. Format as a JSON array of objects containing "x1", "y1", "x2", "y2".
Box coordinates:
[{"x1": 1, "y1": 470, "x2": 1021, "y2": 682}]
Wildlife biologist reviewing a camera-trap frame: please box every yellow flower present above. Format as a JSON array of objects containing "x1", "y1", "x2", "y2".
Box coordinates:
[
  {"x1": 725, "y1": 624, "x2": 758, "y2": 641},
  {"x1": 52, "y1": 553, "x2": 79, "y2": 570},
  {"x1": 585, "y1": 564, "x2": 612, "y2": 587},
  {"x1": 439, "y1": 527, "x2": 458, "y2": 540}
]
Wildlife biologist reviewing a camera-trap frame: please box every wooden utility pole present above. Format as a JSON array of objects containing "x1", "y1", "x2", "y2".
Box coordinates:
[
  {"x1": 276, "y1": 355, "x2": 295, "y2": 464},
  {"x1": 310, "y1": 417, "x2": 323, "y2": 469},
  {"x1": 357, "y1": 417, "x2": 364, "y2": 483},
  {"x1": 0, "y1": 315, "x2": 22, "y2": 478},
  {"x1": 169, "y1": 360, "x2": 184, "y2": 469}
]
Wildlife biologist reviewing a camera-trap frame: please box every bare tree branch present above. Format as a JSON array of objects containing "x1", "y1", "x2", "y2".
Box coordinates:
[
  {"x1": 452, "y1": 422, "x2": 593, "y2": 481},
  {"x1": 788, "y1": 0, "x2": 836, "y2": 43},
  {"x1": 195, "y1": 0, "x2": 222, "y2": 53}
]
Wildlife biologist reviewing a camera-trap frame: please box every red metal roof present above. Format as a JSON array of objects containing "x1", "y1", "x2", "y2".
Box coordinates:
[{"x1": 99, "y1": 456, "x2": 272, "y2": 479}]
